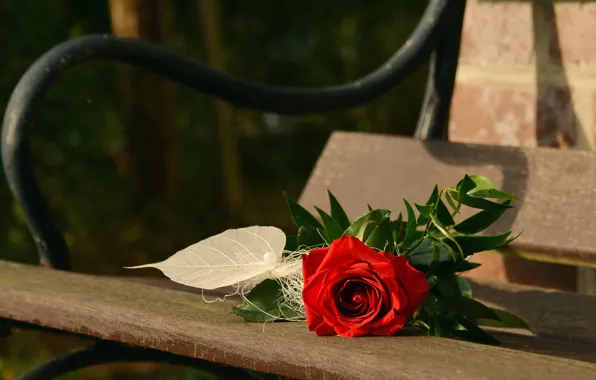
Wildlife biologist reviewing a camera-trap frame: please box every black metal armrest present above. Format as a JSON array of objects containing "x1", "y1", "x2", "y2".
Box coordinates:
[
  {"x1": 0, "y1": 2, "x2": 467, "y2": 378},
  {"x1": 1, "y1": 0, "x2": 464, "y2": 271}
]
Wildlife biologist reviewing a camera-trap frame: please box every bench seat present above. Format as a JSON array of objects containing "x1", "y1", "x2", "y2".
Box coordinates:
[
  {"x1": 300, "y1": 132, "x2": 596, "y2": 268},
  {"x1": 2, "y1": 260, "x2": 595, "y2": 380}
]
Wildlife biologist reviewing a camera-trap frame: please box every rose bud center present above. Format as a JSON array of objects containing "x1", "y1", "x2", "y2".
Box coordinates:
[{"x1": 336, "y1": 278, "x2": 383, "y2": 318}]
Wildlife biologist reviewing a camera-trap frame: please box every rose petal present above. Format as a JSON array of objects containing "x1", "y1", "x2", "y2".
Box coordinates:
[
  {"x1": 310, "y1": 313, "x2": 336, "y2": 336},
  {"x1": 302, "y1": 247, "x2": 329, "y2": 281},
  {"x1": 370, "y1": 312, "x2": 407, "y2": 336},
  {"x1": 301, "y1": 236, "x2": 429, "y2": 338},
  {"x1": 333, "y1": 323, "x2": 371, "y2": 338},
  {"x1": 325, "y1": 266, "x2": 376, "y2": 284},
  {"x1": 303, "y1": 275, "x2": 335, "y2": 336},
  {"x1": 337, "y1": 280, "x2": 368, "y2": 315},
  {"x1": 394, "y1": 256, "x2": 429, "y2": 316},
  {"x1": 370, "y1": 261, "x2": 397, "y2": 281},
  {"x1": 364, "y1": 284, "x2": 381, "y2": 312},
  {"x1": 317, "y1": 237, "x2": 390, "y2": 272},
  {"x1": 336, "y1": 283, "x2": 371, "y2": 320},
  {"x1": 320, "y1": 280, "x2": 346, "y2": 326},
  {"x1": 302, "y1": 269, "x2": 340, "y2": 334},
  {"x1": 378, "y1": 250, "x2": 400, "y2": 262},
  {"x1": 382, "y1": 277, "x2": 408, "y2": 313},
  {"x1": 331, "y1": 277, "x2": 387, "y2": 328},
  {"x1": 302, "y1": 270, "x2": 327, "y2": 309},
  {"x1": 367, "y1": 307, "x2": 395, "y2": 327}
]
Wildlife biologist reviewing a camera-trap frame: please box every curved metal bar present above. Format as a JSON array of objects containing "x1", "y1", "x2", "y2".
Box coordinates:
[
  {"x1": 2, "y1": 0, "x2": 454, "y2": 270},
  {"x1": 415, "y1": 0, "x2": 466, "y2": 140},
  {"x1": 18, "y1": 341, "x2": 263, "y2": 380}
]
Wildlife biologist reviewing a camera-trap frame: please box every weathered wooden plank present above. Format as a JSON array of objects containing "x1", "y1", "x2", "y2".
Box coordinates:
[
  {"x1": 471, "y1": 279, "x2": 596, "y2": 345},
  {"x1": 1, "y1": 260, "x2": 595, "y2": 380},
  {"x1": 128, "y1": 275, "x2": 596, "y2": 345},
  {"x1": 299, "y1": 131, "x2": 596, "y2": 267}
]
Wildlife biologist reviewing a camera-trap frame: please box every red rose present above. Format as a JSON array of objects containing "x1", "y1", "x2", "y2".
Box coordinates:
[{"x1": 302, "y1": 236, "x2": 429, "y2": 337}]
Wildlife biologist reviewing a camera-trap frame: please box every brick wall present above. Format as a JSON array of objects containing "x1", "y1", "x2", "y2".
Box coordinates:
[{"x1": 449, "y1": 0, "x2": 596, "y2": 292}]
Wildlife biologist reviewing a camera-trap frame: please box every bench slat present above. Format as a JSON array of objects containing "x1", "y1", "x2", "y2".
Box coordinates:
[
  {"x1": 1, "y1": 260, "x2": 595, "y2": 380},
  {"x1": 470, "y1": 279, "x2": 596, "y2": 345},
  {"x1": 299, "y1": 131, "x2": 596, "y2": 267}
]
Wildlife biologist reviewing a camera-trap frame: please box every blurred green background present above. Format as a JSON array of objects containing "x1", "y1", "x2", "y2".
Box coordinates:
[{"x1": 0, "y1": 1, "x2": 428, "y2": 378}]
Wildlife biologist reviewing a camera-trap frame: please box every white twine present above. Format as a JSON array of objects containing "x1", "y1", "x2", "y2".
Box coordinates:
[{"x1": 201, "y1": 245, "x2": 327, "y2": 323}]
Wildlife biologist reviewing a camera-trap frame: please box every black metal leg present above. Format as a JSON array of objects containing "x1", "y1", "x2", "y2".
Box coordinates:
[
  {"x1": 18, "y1": 341, "x2": 264, "y2": 380},
  {"x1": 415, "y1": 0, "x2": 467, "y2": 140}
]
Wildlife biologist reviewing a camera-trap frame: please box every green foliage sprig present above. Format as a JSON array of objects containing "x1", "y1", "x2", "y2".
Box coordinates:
[{"x1": 233, "y1": 174, "x2": 530, "y2": 345}]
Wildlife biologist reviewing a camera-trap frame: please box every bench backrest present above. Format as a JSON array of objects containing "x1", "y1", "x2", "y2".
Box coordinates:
[{"x1": 299, "y1": 131, "x2": 596, "y2": 268}]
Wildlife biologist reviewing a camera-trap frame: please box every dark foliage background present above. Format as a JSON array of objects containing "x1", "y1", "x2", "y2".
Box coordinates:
[{"x1": 0, "y1": 1, "x2": 427, "y2": 378}]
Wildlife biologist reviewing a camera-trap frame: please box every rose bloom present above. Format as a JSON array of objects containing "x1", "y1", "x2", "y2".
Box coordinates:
[{"x1": 302, "y1": 236, "x2": 429, "y2": 337}]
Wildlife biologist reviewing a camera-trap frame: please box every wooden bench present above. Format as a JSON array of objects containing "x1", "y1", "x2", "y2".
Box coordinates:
[
  {"x1": 2, "y1": 1, "x2": 596, "y2": 379},
  {"x1": 3, "y1": 133, "x2": 596, "y2": 379}
]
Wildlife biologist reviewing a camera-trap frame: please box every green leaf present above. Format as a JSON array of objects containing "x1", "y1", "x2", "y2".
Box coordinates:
[
  {"x1": 239, "y1": 279, "x2": 278, "y2": 310},
  {"x1": 451, "y1": 315, "x2": 500, "y2": 345},
  {"x1": 393, "y1": 213, "x2": 406, "y2": 245},
  {"x1": 504, "y1": 231, "x2": 523, "y2": 245},
  {"x1": 432, "y1": 260, "x2": 481, "y2": 277},
  {"x1": 426, "y1": 185, "x2": 440, "y2": 206},
  {"x1": 328, "y1": 191, "x2": 350, "y2": 230},
  {"x1": 284, "y1": 235, "x2": 298, "y2": 252},
  {"x1": 429, "y1": 315, "x2": 445, "y2": 337},
  {"x1": 437, "y1": 295, "x2": 501, "y2": 321},
  {"x1": 418, "y1": 186, "x2": 440, "y2": 226},
  {"x1": 283, "y1": 192, "x2": 323, "y2": 229},
  {"x1": 453, "y1": 200, "x2": 511, "y2": 234},
  {"x1": 428, "y1": 314, "x2": 461, "y2": 338},
  {"x1": 451, "y1": 176, "x2": 512, "y2": 210},
  {"x1": 451, "y1": 232, "x2": 512, "y2": 257},
  {"x1": 400, "y1": 200, "x2": 419, "y2": 249},
  {"x1": 409, "y1": 238, "x2": 453, "y2": 268},
  {"x1": 297, "y1": 225, "x2": 326, "y2": 248},
  {"x1": 476, "y1": 308, "x2": 531, "y2": 331},
  {"x1": 426, "y1": 275, "x2": 438, "y2": 289},
  {"x1": 430, "y1": 240, "x2": 441, "y2": 271},
  {"x1": 451, "y1": 260, "x2": 481, "y2": 272},
  {"x1": 464, "y1": 175, "x2": 518, "y2": 200},
  {"x1": 415, "y1": 203, "x2": 433, "y2": 218},
  {"x1": 467, "y1": 175, "x2": 494, "y2": 192},
  {"x1": 362, "y1": 223, "x2": 379, "y2": 243},
  {"x1": 436, "y1": 275, "x2": 473, "y2": 298},
  {"x1": 437, "y1": 239, "x2": 460, "y2": 264},
  {"x1": 456, "y1": 277, "x2": 473, "y2": 298},
  {"x1": 343, "y1": 209, "x2": 391, "y2": 241},
  {"x1": 469, "y1": 189, "x2": 518, "y2": 200},
  {"x1": 365, "y1": 217, "x2": 394, "y2": 251},
  {"x1": 315, "y1": 206, "x2": 344, "y2": 241},
  {"x1": 232, "y1": 279, "x2": 301, "y2": 322},
  {"x1": 430, "y1": 214, "x2": 462, "y2": 259},
  {"x1": 452, "y1": 189, "x2": 510, "y2": 211},
  {"x1": 395, "y1": 212, "x2": 403, "y2": 224},
  {"x1": 436, "y1": 198, "x2": 456, "y2": 227},
  {"x1": 444, "y1": 191, "x2": 459, "y2": 213},
  {"x1": 417, "y1": 187, "x2": 455, "y2": 227}
]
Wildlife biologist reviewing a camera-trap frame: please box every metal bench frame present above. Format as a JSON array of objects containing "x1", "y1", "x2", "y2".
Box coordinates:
[{"x1": 1, "y1": 1, "x2": 466, "y2": 378}]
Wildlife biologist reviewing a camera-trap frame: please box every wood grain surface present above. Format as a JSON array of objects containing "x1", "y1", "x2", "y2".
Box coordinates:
[{"x1": 2, "y1": 260, "x2": 596, "y2": 380}]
